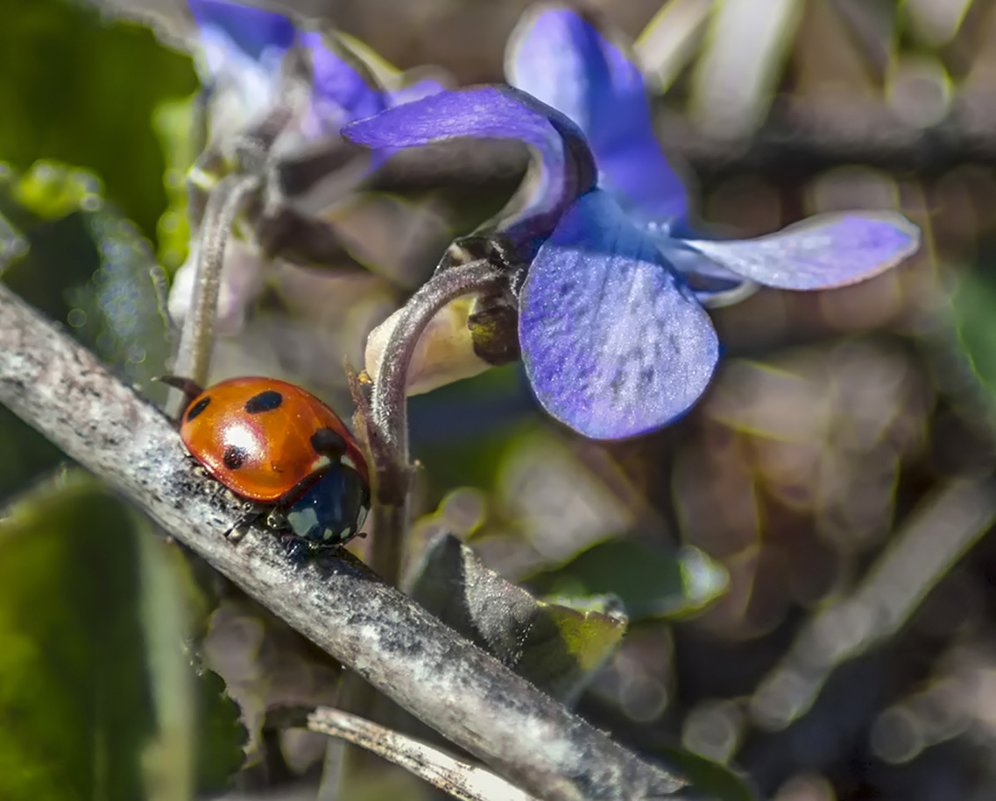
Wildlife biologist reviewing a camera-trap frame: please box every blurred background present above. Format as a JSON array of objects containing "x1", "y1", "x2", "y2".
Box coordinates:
[{"x1": 2, "y1": 1, "x2": 996, "y2": 800}]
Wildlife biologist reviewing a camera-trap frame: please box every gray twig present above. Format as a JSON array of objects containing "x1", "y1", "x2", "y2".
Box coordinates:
[
  {"x1": 274, "y1": 705, "x2": 540, "y2": 801},
  {"x1": 0, "y1": 282, "x2": 688, "y2": 801},
  {"x1": 656, "y1": 93, "x2": 996, "y2": 175}
]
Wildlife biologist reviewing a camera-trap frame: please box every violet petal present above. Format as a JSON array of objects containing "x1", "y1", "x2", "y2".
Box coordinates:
[{"x1": 519, "y1": 189, "x2": 718, "y2": 439}]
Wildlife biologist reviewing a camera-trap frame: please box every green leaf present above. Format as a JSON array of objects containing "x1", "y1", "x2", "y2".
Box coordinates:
[
  {"x1": 67, "y1": 211, "x2": 172, "y2": 394},
  {"x1": 951, "y1": 267, "x2": 996, "y2": 415},
  {"x1": 0, "y1": 162, "x2": 172, "y2": 399},
  {"x1": 0, "y1": 198, "x2": 28, "y2": 270},
  {"x1": 0, "y1": 192, "x2": 62, "y2": 499},
  {"x1": 659, "y1": 748, "x2": 757, "y2": 801},
  {"x1": 0, "y1": 474, "x2": 245, "y2": 801},
  {"x1": 0, "y1": 0, "x2": 197, "y2": 237},
  {"x1": 191, "y1": 669, "x2": 247, "y2": 793},
  {"x1": 135, "y1": 528, "x2": 246, "y2": 799},
  {"x1": 11, "y1": 161, "x2": 103, "y2": 221},
  {"x1": 152, "y1": 96, "x2": 198, "y2": 272},
  {"x1": 408, "y1": 533, "x2": 627, "y2": 704},
  {"x1": 0, "y1": 477, "x2": 153, "y2": 800},
  {"x1": 0, "y1": 163, "x2": 172, "y2": 496},
  {"x1": 0, "y1": 406, "x2": 65, "y2": 502},
  {"x1": 536, "y1": 595, "x2": 629, "y2": 687},
  {"x1": 528, "y1": 539, "x2": 729, "y2": 622}
]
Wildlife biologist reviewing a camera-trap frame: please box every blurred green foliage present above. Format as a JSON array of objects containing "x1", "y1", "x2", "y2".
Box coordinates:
[
  {"x1": 0, "y1": 475, "x2": 245, "y2": 801},
  {"x1": 952, "y1": 267, "x2": 996, "y2": 418},
  {"x1": 0, "y1": 161, "x2": 172, "y2": 391},
  {"x1": 152, "y1": 98, "x2": 198, "y2": 271},
  {"x1": 659, "y1": 748, "x2": 756, "y2": 801},
  {"x1": 0, "y1": 0, "x2": 196, "y2": 501},
  {"x1": 530, "y1": 540, "x2": 729, "y2": 622},
  {"x1": 0, "y1": 4, "x2": 242, "y2": 777},
  {"x1": 0, "y1": 161, "x2": 173, "y2": 500},
  {"x1": 0, "y1": 0, "x2": 196, "y2": 237},
  {"x1": 0, "y1": 478, "x2": 151, "y2": 800}
]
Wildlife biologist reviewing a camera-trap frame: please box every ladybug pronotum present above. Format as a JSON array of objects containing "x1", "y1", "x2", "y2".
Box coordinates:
[{"x1": 167, "y1": 376, "x2": 370, "y2": 554}]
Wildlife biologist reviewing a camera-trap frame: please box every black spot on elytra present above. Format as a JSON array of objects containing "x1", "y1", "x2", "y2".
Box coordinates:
[
  {"x1": 223, "y1": 445, "x2": 249, "y2": 470},
  {"x1": 310, "y1": 427, "x2": 346, "y2": 457},
  {"x1": 186, "y1": 396, "x2": 211, "y2": 422},
  {"x1": 244, "y1": 390, "x2": 283, "y2": 414}
]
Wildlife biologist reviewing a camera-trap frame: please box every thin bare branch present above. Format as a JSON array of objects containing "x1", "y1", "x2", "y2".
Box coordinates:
[
  {"x1": 274, "y1": 705, "x2": 540, "y2": 801},
  {"x1": 656, "y1": 94, "x2": 996, "y2": 175},
  {"x1": 0, "y1": 282, "x2": 688, "y2": 801}
]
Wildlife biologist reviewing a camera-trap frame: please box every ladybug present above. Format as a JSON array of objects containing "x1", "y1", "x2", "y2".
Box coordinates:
[{"x1": 164, "y1": 376, "x2": 370, "y2": 554}]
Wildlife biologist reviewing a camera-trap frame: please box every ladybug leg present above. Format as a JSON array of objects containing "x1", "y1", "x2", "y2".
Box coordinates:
[
  {"x1": 225, "y1": 522, "x2": 251, "y2": 543},
  {"x1": 225, "y1": 502, "x2": 267, "y2": 543},
  {"x1": 279, "y1": 535, "x2": 319, "y2": 564},
  {"x1": 265, "y1": 508, "x2": 288, "y2": 531},
  {"x1": 201, "y1": 479, "x2": 228, "y2": 498},
  {"x1": 183, "y1": 452, "x2": 221, "y2": 492}
]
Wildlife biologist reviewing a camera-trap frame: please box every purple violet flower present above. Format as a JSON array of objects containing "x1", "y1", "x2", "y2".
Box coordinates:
[
  {"x1": 171, "y1": 0, "x2": 444, "y2": 333},
  {"x1": 343, "y1": 5, "x2": 922, "y2": 440},
  {"x1": 187, "y1": 0, "x2": 443, "y2": 145}
]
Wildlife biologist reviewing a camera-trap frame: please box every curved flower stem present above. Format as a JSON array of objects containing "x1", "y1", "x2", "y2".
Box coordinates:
[
  {"x1": 368, "y1": 258, "x2": 507, "y2": 584},
  {"x1": 369, "y1": 501, "x2": 408, "y2": 589},
  {"x1": 166, "y1": 172, "x2": 260, "y2": 416},
  {"x1": 371, "y1": 259, "x2": 506, "y2": 461}
]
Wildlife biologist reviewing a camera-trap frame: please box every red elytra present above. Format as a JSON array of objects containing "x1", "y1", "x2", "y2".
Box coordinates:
[{"x1": 178, "y1": 376, "x2": 368, "y2": 503}]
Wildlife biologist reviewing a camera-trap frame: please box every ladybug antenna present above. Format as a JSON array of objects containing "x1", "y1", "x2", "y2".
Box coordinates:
[{"x1": 156, "y1": 375, "x2": 204, "y2": 406}]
